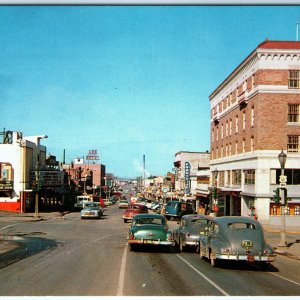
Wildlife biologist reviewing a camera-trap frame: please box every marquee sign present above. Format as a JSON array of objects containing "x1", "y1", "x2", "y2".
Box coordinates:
[{"x1": 86, "y1": 150, "x2": 100, "y2": 161}]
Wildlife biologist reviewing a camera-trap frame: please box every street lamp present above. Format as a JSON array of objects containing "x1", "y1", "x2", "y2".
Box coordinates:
[
  {"x1": 34, "y1": 135, "x2": 48, "y2": 218},
  {"x1": 278, "y1": 149, "x2": 287, "y2": 247}
]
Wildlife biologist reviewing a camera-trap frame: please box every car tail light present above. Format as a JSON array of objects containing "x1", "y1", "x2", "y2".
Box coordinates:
[
  {"x1": 167, "y1": 234, "x2": 172, "y2": 241},
  {"x1": 129, "y1": 234, "x2": 135, "y2": 240},
  {"x1": 264, "y1": 249, "x2": 270, "y2": 254}
]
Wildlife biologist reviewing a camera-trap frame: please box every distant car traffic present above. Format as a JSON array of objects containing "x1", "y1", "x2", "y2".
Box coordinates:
[
  {"x1": 80, "y1": 202, "x2": 103, "y2": 219},
  {"x1": 199, "y1": 216, "x2": 276, "y2": 268},
  {"x1": 122, "y1": 203, "x2": 148, "y2": 223},
  {"x1": 127, "y1": 214, "x2": 175, "y2": 251},
  {"x1": 119, "y1": 199, "x2": 129, "y2": 209},
  {"x1": 173, "y1": 214, "x2": 213, "y2": 252},
  {"x1": 103, "y1": 199, "x2": 113, "y2": 206}
]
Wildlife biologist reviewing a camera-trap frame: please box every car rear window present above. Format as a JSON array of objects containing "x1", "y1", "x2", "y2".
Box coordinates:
[
  {"x1": 228, "y1": 222, "x2": 256, "y2": 230},
  {"x1": 190, "y1": 219, "x2": 207, "y2": 226},
  {"x1": 134, "y1": 218, "x2": 163, "y2": 226}
]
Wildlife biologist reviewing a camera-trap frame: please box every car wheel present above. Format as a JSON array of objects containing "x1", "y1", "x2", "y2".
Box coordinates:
[
  {"x1": 179, "y1": 239, "x2": 185, "y2": 252},
  {"x1": 129, "y1": 244, "x2": 136, "y2": 252},
  {"x1": 210, "y1": 251, "x2": 218, "y2": 267},
  {"x1": 124, "y1": 219, "x2": 127, "y2": 223},
  {"x1": 165, "y1": 216, "x2": 171, "y2": 220},
  {"x1": 199, "y1": 244, "x2": 204, "y2": 259}
]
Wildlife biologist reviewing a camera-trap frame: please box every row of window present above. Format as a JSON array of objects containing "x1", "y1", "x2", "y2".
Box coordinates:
[
  {"x1": 212, "y1": 107, "x2": 254, "y2": 142},
  {"x1": 211, "y1": 75, "x2": 255, "y2": 116},
  {"x1": 214, "y1": 169, "x2": 252, "y2": 187},
  {"x1": 211, "y1": 137, "x2": 255, "y2": 159},
  {"x1": 215, "y1": 168, "x2": 300, "y2": 187},
  {"x1": 212, "y1": 70, "x2": 300, "y2": 118}
]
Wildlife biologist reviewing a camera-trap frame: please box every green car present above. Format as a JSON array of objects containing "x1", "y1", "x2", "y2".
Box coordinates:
[{"x1": 127, "y1": 214, "x2": 175, "y2": 251}]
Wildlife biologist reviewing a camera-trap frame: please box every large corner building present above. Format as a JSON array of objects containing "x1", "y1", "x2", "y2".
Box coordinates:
[{"x1": 209, "y1": 39, "x2": 300, "y2": 230}]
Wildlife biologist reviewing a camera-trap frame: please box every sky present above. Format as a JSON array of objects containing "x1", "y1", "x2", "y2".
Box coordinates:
[{"x1": 1, "y1": 4, "x2": 300, "y2": 178}]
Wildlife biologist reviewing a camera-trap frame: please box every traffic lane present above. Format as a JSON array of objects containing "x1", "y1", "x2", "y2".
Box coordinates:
[
  {"x1": 0, "y1": 207, "x2": 128, "y2": 296},
  {"x1": 123, "y1": 245, "x2": 227, "y2": 296},
  {"x1": 178, "y1": 251, "x2": 300, "y2": 296}
]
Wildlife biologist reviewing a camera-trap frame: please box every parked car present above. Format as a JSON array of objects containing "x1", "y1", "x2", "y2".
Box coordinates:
[
  {"x1": 80, "y1": 202, "x2": 103, "y2": 219},
  {"x1": 119, "y1": 199, "x2": 129, "y2": 209},
  {"x1": 173, "y1": 214, "x2": 213, "y2": 252},
  {"x1": 199, "y1": 216, "x2": 276, "y2": 268},
  {"x1": 164, "y1": 201, "x2": 195, "y2": 220},
  {"x1": 122, "y1": 204, "x2": 148, "y2": 223},
  {"x1": 127, "y1": 214, "x2": 174, "y2": 251}
]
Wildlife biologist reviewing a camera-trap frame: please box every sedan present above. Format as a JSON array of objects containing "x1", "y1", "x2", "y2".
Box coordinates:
[
  {"x1": 199, "y1": 216, "x2": 276, "y2": 268},
  {"x1": 127, "y1": 214, "x2": 174, "y2": 251},
  {"x1": 119, "y1": 199, "x2": 129, "y2": 209},
  {"x1": 122, "y1": 204, "x2": 148, "y2": 223},
  {"x1": 81, "y1": 202, "x2": 103, "y2": 219},
  {"x1": 173, "y1": 214, "x2": 212, "y2": 252}
]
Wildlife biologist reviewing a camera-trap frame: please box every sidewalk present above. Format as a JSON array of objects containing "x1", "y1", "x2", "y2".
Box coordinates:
[{"x1": 0, "y1": 211, "x2": 300, "y2": 261}]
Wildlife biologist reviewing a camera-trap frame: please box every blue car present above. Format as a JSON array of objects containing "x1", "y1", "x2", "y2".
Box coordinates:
[{"x1": 164, "y1": 201, "x2": 195, "y2": 220}]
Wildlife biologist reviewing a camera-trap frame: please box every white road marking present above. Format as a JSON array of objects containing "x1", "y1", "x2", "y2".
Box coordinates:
[
  {"x1": 0, "y1": 224, "x2": 17, "y2": 231},
  {"x1": 269, "y1": 271, "x2": 300, "y2": 286},
  {"x1": 117, "y1": 243, "x2": 128, "y2": 296},
  {"x1": 176, "y1": 254, "x2": 230, "y2": 296}
]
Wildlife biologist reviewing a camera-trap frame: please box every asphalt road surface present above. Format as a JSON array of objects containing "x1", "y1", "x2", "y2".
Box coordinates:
[{"x1": 0, "y1": 204, "x2": 300, "y2": 296}]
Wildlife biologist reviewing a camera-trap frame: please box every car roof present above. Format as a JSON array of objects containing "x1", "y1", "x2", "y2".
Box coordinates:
[
  {"x1": 214, "y1": 216, "x2": 260, "y2": 225},
  {"x1": 133, "y1": 213, "x2": 164, "y2": 219},
  {"x1": 182, "y1": 214, "x2": 212, "y2": 221}
]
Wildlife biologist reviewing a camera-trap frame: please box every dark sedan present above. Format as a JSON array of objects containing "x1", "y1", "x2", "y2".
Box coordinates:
[
  {"x1": 173, "y1": 214, "x2": 212, "y2": 252},
  {"x1": 199, "y1": 216, "x2": 276, "y2": 268}
]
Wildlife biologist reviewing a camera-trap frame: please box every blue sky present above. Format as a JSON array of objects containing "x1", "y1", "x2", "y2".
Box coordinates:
[{"x1": 1, "y1": 5, "x2": 300, "y2": 178}]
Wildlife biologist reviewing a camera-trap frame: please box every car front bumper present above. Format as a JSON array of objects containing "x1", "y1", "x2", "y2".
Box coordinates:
[
  {"x1": 128, "y1": 239, "x2": 175, "y2": 246},
  {"x1": 215, "y1": 253, "x2": 276, "y2": 262}
]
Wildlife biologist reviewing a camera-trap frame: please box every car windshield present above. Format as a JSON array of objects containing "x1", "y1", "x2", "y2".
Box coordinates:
[
  {"x1": 134, "y1": 217, "x2": 163, "y2": 226},
  {"x1": 167, "y1": 202, "x2": 178, "y2": 207},
  {"x1": 190, "y1": 219, "x2": 208, "y2": 226},
  {"x1": 85, "y1": 203, "x2": 98, "y2": 208},
  {"x1": 228, "y1": 222, "x2": 256, "y2": 230}
]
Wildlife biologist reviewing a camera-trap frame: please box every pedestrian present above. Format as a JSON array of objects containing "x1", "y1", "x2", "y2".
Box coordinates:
[{"x1": 248, "y1": 206, "x2": 258, "y2": 220}]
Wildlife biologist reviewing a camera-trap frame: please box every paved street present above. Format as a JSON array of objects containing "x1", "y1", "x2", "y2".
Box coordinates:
[{"x1": 0, "y1": 205, "x2": 300, "y2": 296}]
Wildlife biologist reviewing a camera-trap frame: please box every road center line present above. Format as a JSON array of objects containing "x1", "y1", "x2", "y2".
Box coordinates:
[
  {"x1": 175, "y1": 254, "x2": 230, "y2": 296},
  {"x1": 269, "y1": 271, "x2": 300, "y2": 286},
  {"x1": 117, "y1": 243, "x2": 128, "y2": 296}
]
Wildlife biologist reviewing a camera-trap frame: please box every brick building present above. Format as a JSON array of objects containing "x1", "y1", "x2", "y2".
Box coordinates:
[{"x1": 209, "y1": 39, "x2": 300, "y2": 230}]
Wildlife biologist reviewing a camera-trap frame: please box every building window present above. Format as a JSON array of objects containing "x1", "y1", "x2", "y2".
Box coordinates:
[
  {"x1": 229, "y1": 119, "x2": 232, "y2": 135},
  {"x1": 221, "y1": 124, "x2": 224, "y2": 139},
  {"x1": 232, "y1": 170, "x2": 241, "y2": 185},
  {"x1": 243, "y1": 111, "x2": 246, "y2": 130},
  {"x1": 251, "y1": 107, "x2": 255, "y2": 126},
  {"x1": 288, "y1": 104, "x2": 299, "y2": 122},
  {"x1": 236, "y1": 115, "x2": 239, "y2": 133},
  {"x1": 235, "y1": 141, "x2": 238, "y2": 154},
  {"x1": 226, "y1": 121, "x2": 228, "y2": 137},
  {"x1": 216, "y1": 147, "x2": 218, "y2": 159},
  {"x1": 221, "y1": 146, "x2": 223, "y2": 158},
  {"x1": 219, "y1": 171, "x2": 225, "y2": 187},
  {"x1": 225, "y1": 144, "x2": 228, "y2": 157},
  {"x1": 245, "y1": 169, "x2": 255, "y2": 185},
  {"x1": 242, "y1": 139, "x2": 246, "y2": 153},
  {"x1": 216, "y1": 126, "x2": 219, "y2": 141},
  {"x1": 229, "y1": 143, "x2": 232, "y2": 156},
  {"x1": 288, "y1": 135, "x2": 299, "y2": 152},
  {"x1": 226, "y1": 170, "x2": 231, "y2": 186},
  {"x1": 289, "y1": 70, "x2": 300, "y2": 89},
  {"x1": 251, "y1": 136, "x2": 254, "y2": 152},
  {"x1": 251, "y1": 74, "x2": 255, "y2": 91}
]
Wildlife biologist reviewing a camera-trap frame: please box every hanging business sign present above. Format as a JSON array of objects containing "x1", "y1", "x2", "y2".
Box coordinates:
[{"x1": 185, "y1": 161, "x2": 191, "y2": 195}]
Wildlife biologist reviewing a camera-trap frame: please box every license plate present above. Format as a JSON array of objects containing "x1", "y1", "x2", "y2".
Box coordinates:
[
  {"x1": 144, "y1": 240, "x2": 154, "y2": 244},
  {"x1": 247, "y1": 255, "x2": 255, "y2": 262}
]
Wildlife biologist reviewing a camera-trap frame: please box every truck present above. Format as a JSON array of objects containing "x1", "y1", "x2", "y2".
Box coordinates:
[{"x1": 74, "y1": 195, "x2": 93, "y2": 210}]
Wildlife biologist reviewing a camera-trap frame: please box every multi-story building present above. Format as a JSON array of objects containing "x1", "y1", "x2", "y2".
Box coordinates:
[
  {"x1": 209, "y1": 39, "x2": 300, "y2": 229},
  {"x1": 173, "y1": 151, "x2": 210, "y2": 211},
  {"x1": 63, "y1": 158, "x2": 106, "y2": 197},
  {"x1": 0, "y1": 130, "x2": 66, "y2": 212}
]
